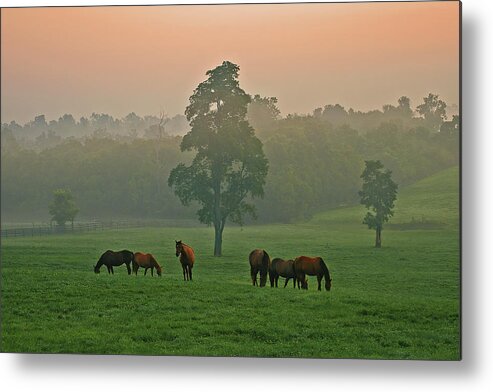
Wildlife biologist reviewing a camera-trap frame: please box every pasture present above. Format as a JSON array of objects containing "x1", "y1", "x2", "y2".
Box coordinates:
[{"x1": 0, "y1": 167, "x2": 460, "y2": 359}]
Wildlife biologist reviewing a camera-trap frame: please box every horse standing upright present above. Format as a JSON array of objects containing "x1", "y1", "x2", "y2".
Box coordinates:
[
  {"x1": 94, "y1": 250, "x2": 134, "y2": 275},
  {"x1": 175, "y1": 240, "x2": 195, "y2": 281},
  {"x1": 249, "y1": 249, "x2": 270, "y2": 287},
  {"x1": 294, "y1": 256, "x2": 332, "y2": 291},
  {"x1": 132, "y1": 252, "x2": 162, "y2": 277},
  {"x1": 269, "y1": 258, "x2": 297, "y2": 288}
]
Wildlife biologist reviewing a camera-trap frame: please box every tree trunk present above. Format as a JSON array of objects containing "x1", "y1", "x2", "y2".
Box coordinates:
[
  {"x1": 375, "y1": 227, "x2": 382, "y2": 248},
  {"x1": 214, "y1": 225, "x2": 223, "y2": 256},
  {"x1": 213, "y1": 177, "x2": 222, "y2": 256}
]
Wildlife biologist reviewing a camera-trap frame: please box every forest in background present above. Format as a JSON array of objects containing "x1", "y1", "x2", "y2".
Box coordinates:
[{"x1": 1, "y1": 94, "x2": 459, "y2": 223}]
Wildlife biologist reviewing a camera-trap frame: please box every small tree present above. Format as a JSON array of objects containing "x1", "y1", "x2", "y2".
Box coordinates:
[
  {"x1": 168, "y1": 61, "x2": 268, "y2": 256},
  {"x1": 359, "y1": 161, "x2": 398, "y2": 248},
  {"x1": 49, "y1": 189, "x2": 79, "y2": 228}
]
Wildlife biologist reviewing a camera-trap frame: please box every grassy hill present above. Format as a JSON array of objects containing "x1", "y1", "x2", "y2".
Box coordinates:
[{"x1": 311, "y1": 166, "x2": 459, "y2": 228}]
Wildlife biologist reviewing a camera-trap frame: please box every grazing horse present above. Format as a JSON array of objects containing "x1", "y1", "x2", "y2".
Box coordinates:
[
  {"x1": 94, "y1": 250, "x2": 133, "y2": 275},
  {"x1": 132, "y1": 252, "x2": 162, "y2": 277},
  {"x1": 249, "y1": 249, "x2": 270, "y2": 287},
  {"x1": 269, "y1": 258, "x2": 297, "y2": 288},
  {"x1": 175, "y1": 240, "x2": 195, "y2": 281},
  {"x1": 294, "y1": 256, "x2": 332, "y2": 291}
]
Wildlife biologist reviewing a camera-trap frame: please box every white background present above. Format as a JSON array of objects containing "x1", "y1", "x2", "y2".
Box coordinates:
[{"x1": 0, "y1": 0, "x2": 490, "y2": 391}]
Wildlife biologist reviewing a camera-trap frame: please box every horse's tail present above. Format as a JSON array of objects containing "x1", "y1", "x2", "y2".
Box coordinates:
[
  {"x1": 319, "y1": 258, "x2": 332, "y2": 291},
  {"x1": 259, "y1": 250, "x2": 270, "y2": 287},
  {"x1": 263, "y1": 250, "x2": 270, "y2": 267}
]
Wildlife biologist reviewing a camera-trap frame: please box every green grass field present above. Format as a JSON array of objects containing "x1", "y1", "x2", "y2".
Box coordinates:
[{"x1": 0, "y1": 167, "x2": 460, "y2": 359}]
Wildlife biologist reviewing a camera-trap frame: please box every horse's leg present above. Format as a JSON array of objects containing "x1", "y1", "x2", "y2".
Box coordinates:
[
  {"x1": 317, "y1": 275, "x2": 322, "y2": 291},
  {"x1": 151, "y1": 267, "x2": 154, "y2": 277},
  {"x1": 183, "y1": 266, "x2": 186, "y2": 281},
  {"x1": 293, "y1": 277, "x2": 296, "y2": 288},
  {"x1": 250, "y1": 266, "x2": 256, "y2": 286},
  {"x1": 106, "y1": 265, "x2": 111, "y2": 274},
  {"x1": 144, "y1": 268, "x2": 148, "y2": 276},
  {"x1": 126, "y1": 262, "x2": 131, "y2": 275},
  {"x1": 284, "y1": 278, "x2": 289, "y2": 288},
  {"x1": 189, "y1": 266, "x2": 193, "y2": 281},
  {"x1": 297, "y1": 274, "x2": 304, "y2": 289}
]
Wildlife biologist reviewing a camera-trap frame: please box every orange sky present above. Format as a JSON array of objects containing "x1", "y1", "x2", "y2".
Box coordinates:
[{"x1": 1, "y1": 1, "x2": 460, "y2": 124}]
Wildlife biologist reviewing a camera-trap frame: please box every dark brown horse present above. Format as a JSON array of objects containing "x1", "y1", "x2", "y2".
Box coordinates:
[
  {"x1": 132, "y1": 252, "x2": 162, "y2": 277},
  {"x1": 249, "y1": 249, "x2": 270, "y2": 287},
  {"x1": 294, "y1": 256, "x2": 332, "y2": 291},
  {"x1": 269, "y1": 258, "x2": 297, "y2": 288},
  {"x1": 94, "y1": 250, "x2": 133, "y2": 275},
  {"x1": 175, "y1": 240, "x2": 195, "y2": 281}
]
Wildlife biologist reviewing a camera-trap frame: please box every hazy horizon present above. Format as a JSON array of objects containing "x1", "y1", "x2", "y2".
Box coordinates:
[{"x1": 1, "y1": 2, "x2": 459, "y2": 124}]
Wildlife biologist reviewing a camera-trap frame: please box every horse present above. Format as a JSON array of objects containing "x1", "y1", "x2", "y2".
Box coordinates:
[
  {"x1": 293, "y1": 256, "x2": 332, "y2": 291},
  {"x1": 249, "y1": 249, "x2": 270, "y2": 287},
  {"x1": 94, "y1": 250, "x2": 134, "y2": 275},
  {"x1": 132, "y1": 252, "x2": 162, "y2": 277},
  {"x1": 175, "y1": 240, "x2": 195, "y2": 281},
  {"x1": 269, "y1": 258, "x2": 297, "y2": 288}
]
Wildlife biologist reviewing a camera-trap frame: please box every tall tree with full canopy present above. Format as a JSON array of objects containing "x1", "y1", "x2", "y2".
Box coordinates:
[
  {"x1": 168, "y1": 61, "x2": 268, "y2": 256},
  {"x1": 359, "y1": 160, "x2": 398, "y2": 248}
]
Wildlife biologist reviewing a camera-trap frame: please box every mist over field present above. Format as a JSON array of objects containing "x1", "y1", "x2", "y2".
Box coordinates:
[{"x1": 1, "y1": 93, "x2": 458, "y2": 224}]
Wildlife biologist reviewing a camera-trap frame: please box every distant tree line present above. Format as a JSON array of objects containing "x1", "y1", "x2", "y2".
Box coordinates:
[
  {"x1": 1, "y1": 111, "x2": 190, "y2": 150},
  {"x1": 1, "y1": 93, "x2": 459, "y2": 223}
]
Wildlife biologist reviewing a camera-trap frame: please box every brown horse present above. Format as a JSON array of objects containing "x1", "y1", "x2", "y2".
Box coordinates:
[
  {"x1": 132, "y1": 252, "x2": 162, "y2": 277},
  {"x1": 294, "y1": 256, "x2": 332, "y2": 291},
  {"x1": 175, "y1": 240, "x2": 195, "y2": 281},
  {"x1": 269, "y1": 258, "x2": 297, "y2": 288},
  {"x1": 249, "y1": 249, "x2": 270, "y2": 287}
]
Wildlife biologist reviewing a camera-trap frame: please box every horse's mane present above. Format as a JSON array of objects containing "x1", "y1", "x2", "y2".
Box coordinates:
[{"x1": 97, "y1": 250, "x2": 112, "y2": 263}]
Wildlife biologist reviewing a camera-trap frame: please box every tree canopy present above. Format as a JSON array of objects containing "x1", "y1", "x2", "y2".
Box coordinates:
[
  {"x1": 49, "y1": 189, "x2": 79, "y2": 227},
  {"x1": 416, "y1": 93, "x2": 447, "y2": 131}
]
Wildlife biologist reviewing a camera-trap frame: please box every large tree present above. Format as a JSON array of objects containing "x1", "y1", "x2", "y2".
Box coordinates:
[
  {"x1": 168, "y1": 61, "x2": 268, "y2": 256},
  {"x1": 49, "y1": 189, "x2": 79, "y2": 228},
  {"x1": 359, "y1": 160, "x2": 398, "y2": 248}
]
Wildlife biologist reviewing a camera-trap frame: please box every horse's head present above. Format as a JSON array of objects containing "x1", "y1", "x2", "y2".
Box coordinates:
[
  {"x1": 156, "y1": 265, "x2": 163, "y2": 277},
  {"x1": 94, "y1": 265, "x2": 100, "y2": 274},
  {"x1": 326, "y1": 278, "x2": 332, "y2": 291},
  {"x1": 175, "y1": 240, "x2": 183, "y2": 257}
]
